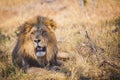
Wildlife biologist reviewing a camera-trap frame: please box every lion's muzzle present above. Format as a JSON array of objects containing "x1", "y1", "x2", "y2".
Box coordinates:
[
  {"x1": 36, "y1": 46, "x2": 46, "y2": 57},
  {"x1": 34, "y1": 39, "x2": 46, "y2": 57}
]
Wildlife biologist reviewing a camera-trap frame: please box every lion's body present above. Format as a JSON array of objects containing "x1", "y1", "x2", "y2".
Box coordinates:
[{"x1": 12, "y1": 16, "x2": 58, "y2": 72}]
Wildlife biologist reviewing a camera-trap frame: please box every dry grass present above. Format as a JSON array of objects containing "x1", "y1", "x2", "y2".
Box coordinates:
[{"x1": 0, "y1": 0, "x2": 120, "y2": 80}]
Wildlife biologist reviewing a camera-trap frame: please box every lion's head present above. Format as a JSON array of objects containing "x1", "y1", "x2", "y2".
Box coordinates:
[{"x1": 13, "y1": 16, "x2": 58, "y2": 69}]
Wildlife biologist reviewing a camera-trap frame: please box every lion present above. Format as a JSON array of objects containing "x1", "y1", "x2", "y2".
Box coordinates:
[{"x1": 12, "y1": 16, "x2": 59, "y2": 72}]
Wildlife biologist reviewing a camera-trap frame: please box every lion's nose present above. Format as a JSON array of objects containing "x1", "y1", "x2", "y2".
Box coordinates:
[{"x1": 34, "y1": 39, "x2": 41, "y2": 43}]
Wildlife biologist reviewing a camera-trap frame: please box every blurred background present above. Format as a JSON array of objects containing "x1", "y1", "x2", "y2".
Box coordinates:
[{"x1": 0, "y1": 0, "x2": 120, "y2": 80}]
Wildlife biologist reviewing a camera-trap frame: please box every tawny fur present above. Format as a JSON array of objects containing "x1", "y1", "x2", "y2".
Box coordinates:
[{"x1": 12, "y1": 16, "x2": 58, "y2": 72}]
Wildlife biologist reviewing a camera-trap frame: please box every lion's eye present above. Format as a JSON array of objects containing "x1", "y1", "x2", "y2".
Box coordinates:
[
  {"x1": 31, "y1": 32, "x2": 34, "y2": 34},
  {"x1": 42, "y1": 31, "x2": 47, "y2": 36}
]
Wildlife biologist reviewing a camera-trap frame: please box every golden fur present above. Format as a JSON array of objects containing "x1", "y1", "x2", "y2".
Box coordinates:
[{"x1": 12, "y1": 16, "x2": 58, "y2": 72}]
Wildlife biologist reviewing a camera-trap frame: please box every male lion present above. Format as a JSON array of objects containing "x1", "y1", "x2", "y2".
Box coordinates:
[{"x1": 12, "y1": 16, "x2": 59, "y2": 72}]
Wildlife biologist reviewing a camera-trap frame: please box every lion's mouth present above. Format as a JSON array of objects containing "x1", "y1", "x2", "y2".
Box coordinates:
[{"x1": 35, "y1": 46, "x2": 46, "y2": 57}]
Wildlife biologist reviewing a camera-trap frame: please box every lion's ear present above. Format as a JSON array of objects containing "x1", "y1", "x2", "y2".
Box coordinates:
[
  {"x1": 24, "y1": 23, "x2": 32, "y2": 33},
  {"x1": 17, "y1": 23, "x2": 32, "y2": 35},
  {"x1": 45, "y1": 19, "x2": 57, "y2": 31}
]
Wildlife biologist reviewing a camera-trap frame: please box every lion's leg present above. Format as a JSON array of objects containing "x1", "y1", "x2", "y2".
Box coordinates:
[
  {"x1": 48, "y1": 54, "x2": 62, "y2": 71},
  {"x1": 49, "y1": 54, "x2": 61, "y2": 66},
  {"x1": 37, "y1": 56, "x2": 48, "y2": 67},
  {"x1": 53, "y1": 56, "x2": 63, "y2": 67},
  {"x1": 46, "y1": 54, "x2": 62, "y2": 69},
  {"x1": 21, "y1": 57, "x2": 29, "y2": 73}
]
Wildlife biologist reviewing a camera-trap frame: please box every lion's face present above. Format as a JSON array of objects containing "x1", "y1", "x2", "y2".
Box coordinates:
[
  {"x1": 24, "y1": 23, "x2": 56, "y2": 57},
  {"x1": 13, "y1": 16, "x2": 58, "y2": 69},
  {"x1": 30, "y1": 25, "x2": 48, "y2": 57}
]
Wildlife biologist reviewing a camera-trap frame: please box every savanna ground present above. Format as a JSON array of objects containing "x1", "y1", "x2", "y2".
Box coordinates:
[{"x1": 0, "y1": 0, "x2": 120, "y2": 80}]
